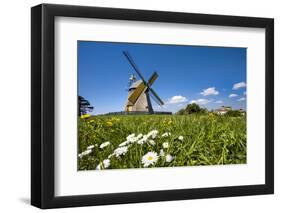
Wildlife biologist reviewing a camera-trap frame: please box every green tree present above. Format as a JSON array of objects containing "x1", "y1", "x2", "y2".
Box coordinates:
[
  {"x1": 78, "y1": 96, "x2": 94, "y2": 116},
  {"x1": 176, "y1": 108, "x2": 186, "y2": 115},
  {"x1": 185, "y1": 103, "x2": 202, "y2": 114},
  {"x1": 176, "y1": 103, "x2": 208, "y2": 115}
]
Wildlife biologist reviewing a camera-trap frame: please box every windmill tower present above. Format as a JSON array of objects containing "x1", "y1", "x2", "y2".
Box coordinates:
[{"x1": 123, "y1": 51, "x2": 164, "y2": 114}]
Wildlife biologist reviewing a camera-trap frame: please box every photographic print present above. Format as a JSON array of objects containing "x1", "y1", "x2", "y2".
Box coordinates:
[
  {"x1": 31, "y1": 4, "x2": 273, "y2": 208},
  {"x1": 78, "y1": 41, "x2": 247, "y2": 171}
]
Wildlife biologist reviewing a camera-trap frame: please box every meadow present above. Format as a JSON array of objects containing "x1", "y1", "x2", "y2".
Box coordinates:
[{"x1": 78, "y1": 114, "x2": 246, "y2": 170}]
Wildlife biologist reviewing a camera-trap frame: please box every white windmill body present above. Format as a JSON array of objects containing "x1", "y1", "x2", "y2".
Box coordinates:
[{"x1": 124, "y1": 80, "x2": 150, "y2": 112}]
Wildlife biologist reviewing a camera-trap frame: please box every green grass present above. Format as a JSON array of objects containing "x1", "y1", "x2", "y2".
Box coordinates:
[{"x1": 78, "y1": 114, "x2": 246, "y2": 170}]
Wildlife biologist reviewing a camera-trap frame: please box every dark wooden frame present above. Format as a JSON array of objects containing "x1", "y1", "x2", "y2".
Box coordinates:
[{"x1": 31, "y1": 3, "x2": 274, "y2": 209}]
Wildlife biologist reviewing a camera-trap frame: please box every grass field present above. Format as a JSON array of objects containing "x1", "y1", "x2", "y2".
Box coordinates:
[{"x1": 78, "y1": 114, "x2": 246, "y2": 170}]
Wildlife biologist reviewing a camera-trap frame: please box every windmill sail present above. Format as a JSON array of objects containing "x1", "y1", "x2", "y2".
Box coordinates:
[
  {"x1": 123, "y1": 51, "x2": 147, "y2": 84},
  {"x1": 128, "y1": 82, "x2": 147, "y2": 104},
  {"x1": 149, "y1": 87, "x2": 164, "y2": 105},
  {"x1": 147, "y1": 72, "x2": 158, "y2": 86}
]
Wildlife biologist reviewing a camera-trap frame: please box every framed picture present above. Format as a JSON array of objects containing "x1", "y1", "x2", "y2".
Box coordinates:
[{"x1": 31, "y1": 3, "x2": 274, "y2": 209}]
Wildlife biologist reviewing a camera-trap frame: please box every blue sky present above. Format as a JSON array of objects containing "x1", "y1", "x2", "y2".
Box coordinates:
[{"x1": 78, "y1": 41, "x2": 246, "y2": 115}]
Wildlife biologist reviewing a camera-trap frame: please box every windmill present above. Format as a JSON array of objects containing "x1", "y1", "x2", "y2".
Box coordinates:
[{"x1": 123, "y1": 51, "x2": 164, "y2": 114}]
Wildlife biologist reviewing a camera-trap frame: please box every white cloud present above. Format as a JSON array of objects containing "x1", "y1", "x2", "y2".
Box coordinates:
[
  {"x1": 238, "y1": 97, "x2": 246, "y2": 101},
  {"x1": 200, "y1": 87, "x2": 219, "y2": 96},
  {"x1": 153, "y1": 105, "x2": 167, "y2": 110},
  {"x1": 215, "y1": 100, "x2": 223, "y2": 104},
  {"x1": 166, "y1": 95, "x2": 187, "y2": 104},
  {"x1": 233, "y1": 82, "x2": 246, "y2": 90},
  {"x1": 229, "y1": 94, "x2": 238, "y2": 98},
  {"x1": 190, "y1": 99, "x2": 211, "y2": 105}
]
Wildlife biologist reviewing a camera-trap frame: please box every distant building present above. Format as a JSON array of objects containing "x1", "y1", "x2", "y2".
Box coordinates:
[
  {"x1": 215, "y1": 106, "x2": 232, "y2": 115},
  {"x1": 238, "y1": 108, "x2": 246, "y2": 116}
]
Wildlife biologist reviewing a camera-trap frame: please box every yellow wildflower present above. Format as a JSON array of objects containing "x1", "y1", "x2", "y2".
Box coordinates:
[
  {"x1": 80, "y1": 114, "x2": 90, "y2": 119},
  {"x1": 208, "y1": 113, "x2": 215, "y2": 121},
  {"x1": 111, "y1": 117, "x2": 120, "y2": 122},
  {"x1": 106, "y1": 121, "x2": 113, "y2": 127}
]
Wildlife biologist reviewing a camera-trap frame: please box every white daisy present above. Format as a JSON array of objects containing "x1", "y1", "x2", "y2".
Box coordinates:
[
  {"x1": 83, "y1": 149, "x2": 92, "y2": 155},
  {"x1": 119, "y1": 141, "x2": 129, "y2": 147},
  {"x1": 127, "y1": 135, "x2": 138, "y2": 143},
  {"x1": 162, "y1": 142, "x2": 169, "y2": 149},
  {"x1": 148, "y1": 139, "x2": 155, "y2": 146},
  {"x1": 78, "y1": 149, "x2": 92, "y2": 158},
  {"x1": 141, "y1": 151, "x2": 159, "y2": 167},
  {"x1": 103, "y1": 159, "x2": 110, "y2": 168},
  {"x1": 87, "y1": 145, "x2": 95, "y2": 150},
  {"x1": 96, "y1": 159, "x2": 111, "y2": 170},
  {"x1": 126, "y1": 133, "x2": 135, "y2": 141},
  {"x1": 165, "y1": 154, "x2": 174, "y2": 163},
  {"x1": 162, "y1": 132, "x2": 171, "y2": 137},
  {"x1": 96, "y1": 164, "x2": 101, "y2": 170},
  {"x1": 159, "y1": 149, "x2": 165, "y2": 157},
  {"x1": 178, "y1": 136, "x2": 184, "y2": 141},
  {"x1": 136, "y1": 133, "x2": 143, "y2": 139},
  {"x1": 143, "y1": 135, "x2": 148, "y2": 141},
  {"x1": 100, "y1": 141, "x2": 110, "y2": 149},
  {"x1": 147, "y1": 130, "x2": 158, "y2": 139},
  {"x1": 137, "y1": 138, "x2": 146, "y2": 145},
  {"x1": 137, "y1": 135, "x2": 149, "y2": 145},
  {"x1": 113, "y1": 146, "x2": 128, "y2": 157}
]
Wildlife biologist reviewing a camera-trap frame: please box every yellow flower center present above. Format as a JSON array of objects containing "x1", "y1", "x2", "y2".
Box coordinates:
[{"x1": 148, "y1": 156, "x2": 153, "y2": 161}]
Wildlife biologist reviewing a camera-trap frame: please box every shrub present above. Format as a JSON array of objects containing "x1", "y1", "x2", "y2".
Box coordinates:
[{"x1": 225, "y1": 110, "x2": 242, "y2": 117}]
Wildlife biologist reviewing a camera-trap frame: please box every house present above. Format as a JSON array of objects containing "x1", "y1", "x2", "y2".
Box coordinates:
[{"x1": 215, "y1": 106, "x2": 232, "y2": 115}]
